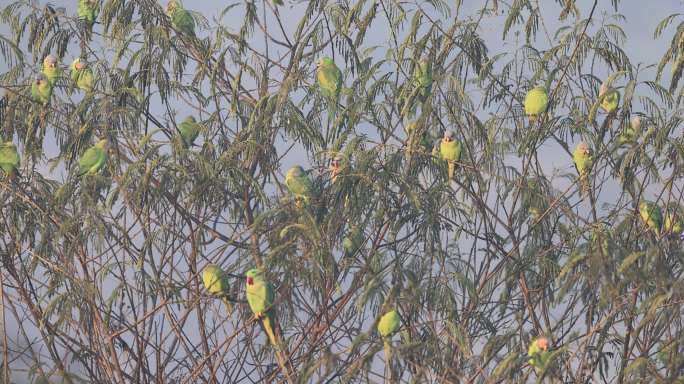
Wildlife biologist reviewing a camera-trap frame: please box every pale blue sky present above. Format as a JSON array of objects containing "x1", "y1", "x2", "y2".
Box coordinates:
[{"x1": 2, "y1": 0, "x2": 684, "y2": 381}]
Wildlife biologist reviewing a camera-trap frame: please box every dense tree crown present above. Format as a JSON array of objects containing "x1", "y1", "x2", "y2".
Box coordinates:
[{"x1": 1, "y1": 0, "x2": 684, "y2": 382}]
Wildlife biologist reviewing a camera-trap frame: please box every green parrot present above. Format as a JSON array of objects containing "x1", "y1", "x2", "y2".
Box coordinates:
[
  {"x1": 524, "y1": 86, "x2": 548, "y2": 122},
  {"x1": 599, "y1": 82, "x2": 620, "y2": 113},
  {"x1": 439, "y1": 130, "x2": 463, "y2": 179},
  {"x1": 245, "y1": 268, "x2": 291, "y2": 378},
  {"x1": 639, "y1": 200, "x2": 663, "y2": 236},
  {"x1": 377, "y1": 309, "x2": 401, "y2": 364},
  {"x1": 31, "y1": 74, "x2": 52, "y2": 105},
  {"x1": 572, "y1": 142, "x2": 593, "y2": 196},
  {"x1": 342, "y1": 225, "x2": 363, "y2": 257},
  {"x1": 42, "y1": 55, "x2": 59, "y2": 85},
  {"x1": 167, "y1": 0, "x2": 195, "y2": 37},
  {"x1": 177, "y1": 116, "x2": 201, "y2": 147},
  {"x1": 330, "y1": 155, "x2": 343, "y2": 183},
  {"x1": 78, "y1": 139, "x2": 109, "y2": 176},
  {"x1": 285, "y1": 165, "x2": 313, "y2": 207},
  {"x1": 316, "y1": 56, "x2": 342, "y2": 102},
  {"x1": 527, "y1": 337, "x2": 551, "y2": 375},
  {"x1": 70, "y1": 58, "x2": 95, "y2": 92},
  {"x1": 0, "y1": 141, "x2": 20, "y2": 177},
  {"x1": 271, "y1": 0, "x2": 284, "y2": 5},
  {"x1": 413, "y1": 58, "x2": 433, "y2": 101},
  {"x1": 78, "y1": 0, "x2": 99, "y2": 27},
  {"x1": 202, "y1": 264, "x2": 232, "y2": 312},
  {"x1": 664, "y1": 209, "x2": 683, "y2": 236}
]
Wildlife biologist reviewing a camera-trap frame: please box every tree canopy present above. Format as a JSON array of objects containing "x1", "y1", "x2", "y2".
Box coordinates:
[{"x1": 1, "y1": 0, "x2": 684, "y2": 382}]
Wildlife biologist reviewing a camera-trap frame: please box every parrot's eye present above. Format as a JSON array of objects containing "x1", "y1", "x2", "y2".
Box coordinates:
[{"x1": 247, "y1": 277, "x2": 253, "y2": 285}]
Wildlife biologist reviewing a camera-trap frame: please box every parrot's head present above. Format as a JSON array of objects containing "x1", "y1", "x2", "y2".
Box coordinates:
[
  {"x1": 34, "y1": 74, "x2": 47, "y2": 86},
  {"x1": 95, "y1": 139, "x2": 110, "y2": 151},
  {"x1": 73, "y1": 58, "x2": 86, "y2": 71},
  {"x1": 599, "y1": 81, "x2": 611, "y2": 97},
  {"x1": 576, "y1": 142, "x2": 591, "y2": 157},
  {"x1": 245, "y1": 268, "x2": 263, "y2": 286},
  {"x1": 287, "y1": 165, "x2": 305, "y2": 178},
  {"x1": 167, "y1": 0, "x2": 179, "y2": 14},
  {"x1": 316, "y1": 56, "x2": 334, "y2": 69},
  {"x1": 184, "y1": 116, "x2": 197, "y2": 124},
  {"x1": 630, "y1": 115, "x2": 642, "y2": 131},
  {"x1": 443, "y1": 130, "x2": 455, "y2": 143},
  {"x1": 43, "y1": 55, "x2": 58, "y2": 69},
  {"x1": 533, "y1": 337, "x2": 549, "y2": 352},
  {"x1": 535, "y1": 85, "x2": 547, "y2": 94}
]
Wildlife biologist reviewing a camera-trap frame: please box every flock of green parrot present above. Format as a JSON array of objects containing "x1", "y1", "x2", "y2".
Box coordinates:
[{"x1": 1, "y1": 1, "x2": 682, "y2": 379}]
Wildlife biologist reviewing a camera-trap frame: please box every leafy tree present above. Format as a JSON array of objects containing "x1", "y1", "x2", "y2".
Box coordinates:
[{"x1": 1, "y1": 0, "x2": 684, "y2": 382}]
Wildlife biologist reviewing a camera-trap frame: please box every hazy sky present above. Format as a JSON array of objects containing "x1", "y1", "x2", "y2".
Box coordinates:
[{"x1": 1, "y1": 0, "x2": 684, "y2": 381}]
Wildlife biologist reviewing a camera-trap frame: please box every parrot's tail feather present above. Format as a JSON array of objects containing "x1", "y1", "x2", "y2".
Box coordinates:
[
  {"x1": 528, "y1": 114, "x2": 537, "y2": 124},
  {"x1": 383, "y1": 339, "x2": 392, "y2": 366},
  {"x1": 262, "y1": 316, "x2": 293, "y2": 382},
  {"x1": 580, "y1": 173, "x2": 589, "y2": 197},
  {"x1": 262, "y1": 316, "x2": 279, "y2": 351},
  {"x1": 221, "y1": 297, "x2": 232, "y2": 314},
  {"x1": 448, "y1": 161, "x2": 455, "y2": 180}
]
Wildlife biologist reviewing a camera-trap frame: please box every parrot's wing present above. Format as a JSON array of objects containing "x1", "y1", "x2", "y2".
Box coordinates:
[{"x1": 79, "y1": 147, "x2": 99, "y2": 173}]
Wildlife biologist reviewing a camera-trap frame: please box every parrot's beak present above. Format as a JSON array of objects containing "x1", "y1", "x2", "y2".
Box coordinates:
[
  {"x1": 444, "y1": 137, "x2": 452, "y2": 143},
  {"x1": 246, "y1": 277, "x2": 253, "y2": 285}
]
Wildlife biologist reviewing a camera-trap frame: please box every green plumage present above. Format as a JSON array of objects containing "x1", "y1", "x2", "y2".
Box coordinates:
[
  {"x1": 78, "y1": 0, "x2": 99, "y2": 25},
  {"x1": 203, "y1": 264, "x2": 232, "y2": 312},
  {"x1": 439, "y1": 131, "x2": 462, "y2": 179},
  {"x1": 316, "y1": 57, "x2": 342, "y2": 102},
  {"x1": 413, "y1": 58, "x2": 433, "y2": 101},
  {"x1": 70, "y1": 58, "x2": 95, "y2": 92},
  {"x1": 79, "y1": 139, "x2": 109, "y2": 176},
  {"x1": 245, "y1": 268, "x2": 274, "y2": 319},
  {"x1": 42, "y1": 55, "x2": 59, "y2": 85},
  {"x1": 600, "y1": 83, "x2": 620, "y2": 113},
  {"x1": 0, "y1": 142, "x2": 20, "y2": 176},
  {"x1": 378, "y1": 309, "x2": 400, "y2": 364},
  {"x1": 572, "y1": 142, "x2": 593, "y2": 195},
  {"x1": 202, "y1": 264, "x2": 230, "y2": 297},
  {"x1": 31, "y1": 75, "x2": 52, "y2": 105},
  {"x1": 524, "y1": 86, "x2": 548, "y2": 121},
  {"x1": 245, "y1": 268, "x2": 291, "y2": 376},
  {"x1": 639, "y1": 201, "x2": 663, "y2": 236},
  {"x1": 527, "y1": 337, "x2": 551, "y2": 375},
  {"x1": 378, "y1": 309, "x2": 400, "y2": 338},
  {"x1": 167, "y1": 1, "x2": 195, "y2": 37},
  {"x1": 285, "y1": 165, "x2": 313, "y2": 206},
  {"x1": 178, "y1": 116, "x2": 201, "y2": 147}
]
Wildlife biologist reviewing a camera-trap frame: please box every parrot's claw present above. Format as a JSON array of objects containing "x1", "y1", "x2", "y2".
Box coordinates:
[{"x1": 254, "y1": 312, "x2": 265, "y2": 320}]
